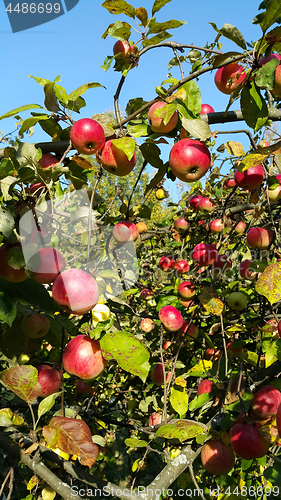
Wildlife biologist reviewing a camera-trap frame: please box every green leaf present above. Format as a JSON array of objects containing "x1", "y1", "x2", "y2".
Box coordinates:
[
  {"x1": 140, "y1": 143, "x2": 163, "y2": 168},
  {"x1": 111, "y1": 137, "x2": 135, "y2": 160},
  {"x1": 170, "y1": 387, "x2": 189, "y2": 416},
  {"x1": 0, "y1": 292, "x2": 17, "y2": 326},
  {"x1": 212, "y1": 51, "x2": 243, "y2": 68},
  {"x1": 69, "y1": 82, "x2": 105, "y2": 101},
  {"x1": 0, "y1": 208, "x2": 14, "y2": 237},
  {"x1": 15, "y1": 279, "x2": 57, "y2": 315},
  {"x1": 15, "y1": 142, "x2": 41, "y2": 169},
  {"x1": 44, "y1": 83, "x2": 60, "y2": 112},
  {"x1": 182, "y1": 80, "x2": 202, "y2": 117},
  {"x1": 19, "y1": 115, "x2": 51, "y2": 136},
  {"x1": 264, "y1": 462, "x2": 281, "y2": 486},
  {"x1": 0, "y1": 365, "x2": 42, "y2": 403},
  {"x1": 142, "y1": 31, "x2": 173, "y2": 47},
  {"x1": 0, "y1": 176, "x2": 17, "y2": 201},
  {"x1": 181, "y1": 117, "x2": 212, "y2": 141},
  {"x1": 0, "y1": 104, "x2": 43, "y2": 121},
  {"x1": 199, "y1": 287, "x2": 224, "y2": 315},
  {"x1": 240, "y1": 82, "x2": 268, "y2": 131},
  {"x1": 186, "y1": 360, "x2": 213, "y2": 377},
  {"x1": 148, "y1": 18, "x2": 186, "y2": 35},
  {"x1": 136, "y1": 7, "x2": 148, "y2": 27},
  {"x1": 127, "y1": 120, "x2": 149, "y2": 138},
  {"x1": 155, "y1": 419, "x2": 206, "y2": 442},
  {"x1": 253, "y1": 0, "x2": 281, "y2": 33},
  {"x1": 125, "y1": 438, "x2": 148, "y2": 448},
  {"x1": 101, "y1": 55, "x2": 115, "y2": 72},
  {"x1": 209, "y1": 22, "x2": 246, "y2": 50},
  {"x1": 188, "y1": 393, "x2": 213, "y2": 412},
  {"x1": 36, "y1": 116, "x2": 63, "y2": 139},
  {"x1": 256, "y1": 262, "x2": 281, "y2": 305},
  {"x1": 154, "y1": 102, "x2": 177, "y2": 125},
  {"x1": 102, "y1": 20, "x2": 131, "y2": 40},
  {"x1": 54, "y1": 85, "x2": 69, "y2": 106},
  {"x1": 255, "y1": 58, "x2": 280, "y2": 89},
  {"x1": 263, "y1": 339, "x2": 278, "y2": 367},
  {"x1": 144, "y1": 163, "x2": 167, "y2": 196},
  {"x1": 38, "y1": 392, "x2": 61, "y2": 421},
  {"x1": 0, "y1": 158, "x2": 15, "y2": 179},
  {"x1": 101, "y1": 0, "x2": 135, "y2": 18},
  {"x1": 152, "y1": 0, "x2": 172, "y2": 16},
  {"x1": 100, "y1": 330, "x2": 150, "y2": 382},
  {"x1": 29, "y1": 75, "x2": 51, "y2": 86}
]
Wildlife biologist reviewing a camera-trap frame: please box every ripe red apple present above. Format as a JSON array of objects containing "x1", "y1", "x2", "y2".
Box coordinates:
[
  {"x1": 239, "y1": 259, "x2": 255, "y2": 280},
  {"x1": 209, "y1": 219, "x2": 224, "y2": 233},
  {"x1": 159, "y1": 255, "x2": 175, "y2": 271},
  {"x1": 197, "y1": 379, "x2": 214, "y2": 395},
  {"x1": 148, "y1": 412, "x2": 162, "y2": 426},
  {"x1": 177, "y1": 320, "x2": 199, "y2": 340},
  {"x1": 198, "y1": 197, "x2": 214, "y2": 212},
  {"x1": 278, "y1": 320, "x2": 281, "y2": 338},
  {"x1": 148, "y1": 101, "x2": 178, "y2": 134},
  {"x1": 259, "y1": 53, "x2": 281, "y2": 98},
  {"x1": 140, "y1": 289, "x2": 153, "y2": 300},
  {"x1": 36, "y1": 365, "x2": 61, "y2": 398},
  {"x1": 29, "y1": 182, "x2": 46, "y2": 196},
  {"x1": 175, "y1": 260, "x2": 190, "y2": 274},
  {"x1": 158, "y1": 305, "x2": 183, "y2": 332},
  {"x1": 214, "y1": 63, "x2": 246, "y2": 94},
  {"x1": 140, "y1": 318, "x2": 154, "y2": 333},
  {"x1": 39, "y1": 153, "x2": 59, "y2": 171},
  {"x1": 62, "y1": 335, "x2": 107, "y2": 380},
  {"x1": 226, "y1": 341, "x2": 243, "y2": 357},
  {"x1": 169, "y1": 139, "x2": 211, "y2": 183},
  {"x1": 174, "y1": 217, "x2": 189, "y2": 231},
  {"x1": 98, "y1": 139, "x2": 136, "y2": 176},
  {"x1": 251, "y1": 385, "x2": 281, "y2": 418},
  {"x1": 178, "y1": 281, "x2": 196, "y2": 299},
  {"x1": 113, "y1": 40, "x2": 135, "y2": 57},
  {"x1": 30, "y1": 248, "x2": 65, "y2": 284},
  {"x1": 234, "y1": 164, "x2": 264, "y2": 191},
  {"x1": 223, "y1": 178, "x2": 236, "y2": 189},
  {"x1": 235, "y1": 221, "x2": 247, "y2": 234},
  {"x1": 192, "y1": 243, "x2": 218, "y2": 266},
  {"x1": 150, "y1": 363, "x2": 171, "y2": 385},
  {"x1": 52, "y1": 269, "x2": 99, "y2": 315},
  {"x1": 112, "y1": 221, "x2": 139, "y2": 243},
  {"x1": 230, "y1": 422, "x2": 269, "y2": 459},
  {"x1": 0, "y1": 243, "x2": 28, "y2": 283},
  {"x1": 70, "y1": 118, "x2": 105, "y2": 155},
  {"x1": 247, "y1": 227, "x2": 275, "y2": 250},
  {"x1": 163, "y1": 340, "x2": 172, "y2": 350},
  {"x1": 201, "y1": 439, "x2": 235, "y2": 475},
  {"x1": 200, "y1": 104, "x2": 214, "y2": 114},
  {"x1": 189, "y1": 194, "x2": 203, "y2": 210},
  {"x1": 205, "y1": 348, "x2": 221, "y2": 361},
  {"x1": 75, "y1": 380, "x2": 95, "y2": 396},
  {"x1": 21, "y1": 313, "x2": 50, "y2": 339}
]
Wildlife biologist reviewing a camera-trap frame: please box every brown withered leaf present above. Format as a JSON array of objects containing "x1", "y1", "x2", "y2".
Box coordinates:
[
  {"x1": 199, "y1": 287, "x2": 224, "y2": 315},
  {"x1": 171, "y1": 228, "x2": 181, "y2": 242},
  {"x1": 224, "y1": 374, "x2": 245, "y2": 405},
  {"x1": 250, "y1": 190, "x2": 260, "y2": 204},
  {"x1": 43, "y1": 417, "x2": 99, "y2": 468},
  {"x1": 70, "y1": 156, "x2": 94, "y2": 171},
  {"x1": 265, "y1": 27, "x2": 281, "y2": 44}
]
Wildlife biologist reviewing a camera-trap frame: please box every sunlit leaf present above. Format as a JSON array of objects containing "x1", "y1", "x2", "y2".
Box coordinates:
[
  {"x1": 225, "y1": 141, "x2": 245, "y2": 156},
  {"x1": 111, "y1": 137, "x2": 136, "y2": 160},
  {"x1": 186, "y1": 360, "x2": 213, "y2": 377},
  {"x1": 0, "y1": 365, "x2": 42, "y2": 403},
  {"x1": 155, "y1": 419, "x2": 206, "y2": 442},
  {"x1": 0, "y1": 104, "x2": 44, "y2": 121},
  {"x1": 101, "y1": 0, "x2": 135, "y2": 18},
  {"x1": 69, "y1": 82, "x2": 105, "y2": 101},
  {"x1": 209, "y1": 22, "x2": 246, "y2": 49},
  {"x1": 136, "y1": 7, "x2": 148, "y2": 26},
  {"x1": 240, "y1": 82, "x2": 268, "y2": 131},
  {"x1": 256, "y1": 262, "x2": 281, "y2": 305},
  {"x1": 253, "y1": 0, "x2": 281, "y2": 33},
  {"x1": 38, "y1": 392, "x2": 61, "y2": 421},
  {"x1": 199, "y1": 287, "x2": 224, "y2": 315},
  {"x1": 152, "y1": 0, "x2": 172, "y2": 16},
  {"x1": 148, "y1": 18, "x2": 186, "y2": 35},
  {"x1": 142, "y1": 31, "x2": 173, "y2": 47},
  {"x1": 255, "y1": 58, "x2": 280, "y2": 90},
  {"x1": 125, "y1": 438, "x2": 148, "y2": 447},
  {"x1": 170, "y1": 387, "x2": 189, "y2": 416},
  {"x1": 102, "y1": 20, "x2": 131, "y2": 40},
  {"x1": 181, "y1": 118, "x2": 212, "y2": 141}
]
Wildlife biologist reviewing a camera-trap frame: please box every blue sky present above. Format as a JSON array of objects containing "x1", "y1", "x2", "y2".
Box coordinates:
[{"x1": 0, "y1": 0, "x2": 266, "y2": 200}]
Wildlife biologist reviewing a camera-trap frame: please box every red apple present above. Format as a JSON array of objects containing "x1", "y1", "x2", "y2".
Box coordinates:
[
  {"x1": 178, "y1": 281, "x2": 196, "y2": 299},
  {"x1": 36, "y1": 365, "x2": 61, "y2": 398},
  {"x1": 70, "y1": 118, "x2": 105, "y2": 155},
  {"x1": 189, "y1": 194, "x2": 203, "y2": 210},
  {"x1": 239, "y1": 260, "x2": 255, "y2": 280},
  {"x1": 197, "y1": 379, "x2": 214, "y2": 395},
  {"x1": 140, "y1": 318, "x2": 154, "y2": 333},
  {"x1": 278, "y1": 320, "x2": 281, "y2": 338},
  {"x1": 205, "y1": 348, "x2": 221, "y2": 361},
  {"x1": 200, "y1": 104, "x2": 214, "y2": 114},
  {"x1": 201, "y1": 439, "x2": 234, "y2": 476},
  {"x1": 235, "y1": 221, "x2": 247, "y2": 234},
  {"x1": 226, "y1": 341, "x2": 243, "y2": 357},
  {"x1": 39, "y1": 153, "x2": 59, "y2": 171},
  {"x1": 163, "y1": 340, "x2": 172, "y2": 350},
  {"x1": 175, "y1": 260, "x2": 190, "y2": 274},
  {"x1": 198, "y1": 197, "x2": 215, "y2": 212},
  {"x1": 30, "y1": 248, "x2": 65, "y2": 284},
  {"x1": 0, "y1": 243, "x2": 28, "y2": 283},
  {"x1": 62, "y1": 335, "x2": 107, "y2": 380},
  {"x1": 29, "y1": 182, "x2": 46, "y2": 196},
  {"x1": 75, "y1": 380, "x2": 95, "y2": 396},
  {"x1": 209, "y1": 219, "x2": 224, "y2": 233},
  {"x1": 212, "y1": 254, "x2": 232, "y2": 278},
  {"x1": 174, "y1": 218, "x2": 189, "y2": 231},
  {"x1": 230, "y1": 422, "x2": 269, "y2": 459},
  {"x1": 159, "y1": 255, "x2": 175, "y2": 271},
  {"x1": 158, "y1": 305, "x2": 183, "y2": 332},
  {"x1": 148, "y1": 412, "x2": 162, "y2": 426},
  {"x1": 177, "y1": 320, "x2": 199, "y2": 339},
  {"x1": 247, "y1": 227, "x2": 275, "y2": 250},
  {"x1": 234, "y1": 164, "x2": 264, "y2": 191},
  {"x1": 150, "y1": 363, "x2": 171, "y2": 385},
  {"x1": 192, "y1": 243, "x2": 218, "y2": 266},
  {"x1": 148, "y1": 101, "x2": 178, "y2": 134},
  {"x1": 251, "y1": 385, "x2": 281, "y2": 418},
  {"x1": 21, "y1": 313, "x2": 50, "y2": 339},
  {"x1": 112, "y1": 221, "x2": 139, "y2": 244},
  {"x1": 214, "y1": 63, "x2": 246, "y2": 94},
  {"x1": 223, "y1": 178, "x2": 236, "y2": 189},
  {"x1": 98, "y1": 139, "x2": 136, "y2": 176},
  {"x1": 52, "y1": 269, "x2": 99, "y2": 315},
  {"x1": 140, "y1": 289, "x2": 153, "y2": 300},
  {"x1": 259, "y1": 53, "x2": 281, "y2": 66},
  {"x1": 113, "y1": 40, "x2": 135, "y2": 57},
  {"x1": 169, "y1": 139, "x2": 211, "y2": 183}
]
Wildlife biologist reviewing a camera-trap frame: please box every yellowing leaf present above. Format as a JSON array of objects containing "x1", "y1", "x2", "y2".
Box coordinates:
[
  {"x1": 199, "y1": 287, "x2": 224, "y2": 315},
  {"x1": 186, "y1": 360, "x2": 212, "y2": 377},
  {"x1": 175, "y1": 377, "x2": 187, "y2": 387},
  {"x1": 225, "y1": 141, "x2": 245, "y2": 156},
  {"x1": 166, "y1": 87, "x2": 186, "y2": 103},
  {"x1": 42, "y1": 487, "x2": 56, "y2": 500},
  {"x1": 0, "y1": 365, "x2": 42, "y2": 403},
  {"x1": 170, "y1": 387, "x2": 189, "y2": 416},
  {"x1": 256, "y1": 262, "x2": 281, "y2": 305},
  {"x1": 155, "y1": 419, "x2": 207, "y2": 442}
]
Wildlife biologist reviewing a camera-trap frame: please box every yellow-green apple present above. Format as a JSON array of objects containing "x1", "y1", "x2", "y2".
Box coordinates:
[
  {"x1": 239, "y1": 260, "x2": 255, "y2": 280},
  {"x1": 155, "y1": 188, "x2": 166, "y2": 200},
  {"x1": 158, "y1": 305, "x2": 183, "y2": 332},
  {"x1": 178, "y1": 281, "x2": 196, "y2": 299},
  {"x1": 247, "y1": 227, "x2": 275, "y2": 250},
  {"x1": 52, "y1": 269, "x2": 99, "y2": 315},
  {"x1": 174, "y1": 217, "x2": 189, "y2": 231},
  {"x1": 91, "y1": 304, "x2": 111, "y2": 323},
  {"x1": 113, "y1": 40, "x2": 136, "y2": 57},
  {"x1": 214, "y1": 63, "x2": 246, "y2": 94},
  {"x1": 169, "y1": 139, "x2": 211, "y2": 183},
  {"x1": 189, "y1": 194, "x2": 203, "y2": 210},
  {"x1": 136, "y1": 222, "x2": 147, "y2": 234},
  {"x1": 30, "y1": 248, "x2": 65, "y2": 284},
  {"x1": 97, "y1": 139, "x2": 136, "y2": 176},
  {"x1": 140, "y1": 318, "x2": 154, "y2": 333},
  {"x1": 234, "y1": 164, "x2": 264, "y2": 191},
  {"x1": 200, "y1": 104, "x2": 214, "y2": 114},
  {"x1": 36, "y1": 365, "x2": 61, "y2": 398},
  {"x1": 150, "y1": 363, "x2": 171, "y2": 385},
  {"x1": 197, "y1": 379, "x2": 214, "y2": 395},
  {"x1": 21, "y1": 313, "x2": 50, "y2": 339},
  {"x1": 192, "y1": 243, "x2": 218, "y2": 266},
  {"x1": 235, "y1": 221, "x2": 247, "y2": 234},
  {"x1": 140, "y1": 288, "x2": 153, "y2": 300},
  {"x1": 209, "y1": 219, "x2": 224, "y2": 233},
  {"x1": 198, "y1": 197, "x2": 214, "y2": 212},
  {"x1": 0, "y1": 243, "x2": 28, "y2": 283},
  {"x1": 251, "y1": 385, "x2": 281, "y2": 418},
  {"x1": 148, "y1": 101, "x2": 178, "y2": 134},
  {"x1": 148, "y1": 412, "x2": 162, "y2": 426},
  {"x1": 230, "y1": 422, "x2": 269, "y2": 459},
  {"x1": 70, "y1": 118, "x2": 105, "y2": 155},
  {"x1": 113, "y1": 221, "x2": 139, "y2": 243},
  {"x1": 227, "y1": 291, "x2": 248, "y2": 311},
  {"x1": 62, "y1": 335, "x2": 107, "y2": 380},
  {"x1": 175, "y1": 260, "x2": 190, "y2": 274},
  {"x1": 159, "y1": 255, "x2": 175, "y2": 271},
  {"x1": 267, "y1": 176, "x2": 281, "y2": 203},
  {"x1": 201, "y1": 439, "x2": 235, "y2": 475},
  {"x1": 226, "y1": 341, "x2": 243, "y2": 357},
  {"x1": 223, "y1": 178, "x2": 236, "y2": 189},
  {"x1": 259, "y1": 53, "x2": 281, "y2": 98}
]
